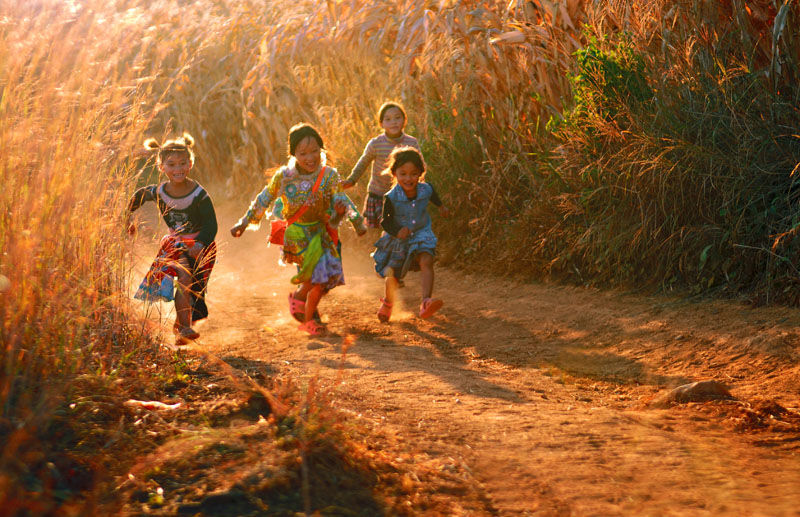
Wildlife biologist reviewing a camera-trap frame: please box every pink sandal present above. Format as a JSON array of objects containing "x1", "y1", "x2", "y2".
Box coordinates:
[
  {"x1": 419, "y1": 297, "x2": 443, "y2": 319},
  {"x1": 377, "y1": 298, "x2": 393, "y2": 323},
  {"x1": 298, "y1": 319, "x2": 326, "y2": 336},
  {"x1": 288, "y1": 292, "x2": 321, "y2": 323}
]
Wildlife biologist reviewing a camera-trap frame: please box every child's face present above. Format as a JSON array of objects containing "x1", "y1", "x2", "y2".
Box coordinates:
[
  {"x1": 293, "y1": 136, "x2": 321, "y2": 174},
  {"x1": 381, "y1": 107, "x2": 405, "y2": 138},
  {"x1": 160, "y1": 152, "x2": 192, "y2": 184},
  {"x1": 394, "y1": 161, "x2": 422, "y2": 197}
]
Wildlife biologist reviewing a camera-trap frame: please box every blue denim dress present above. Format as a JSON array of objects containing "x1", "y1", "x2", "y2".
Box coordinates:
[{"x1": 372, "y1": 182, "x2": 438, "y2": 278}]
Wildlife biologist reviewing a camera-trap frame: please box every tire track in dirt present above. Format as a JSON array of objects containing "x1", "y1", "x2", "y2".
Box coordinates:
[{"x1": 133, "y1": 206, "x2": 800, "y2": 515}]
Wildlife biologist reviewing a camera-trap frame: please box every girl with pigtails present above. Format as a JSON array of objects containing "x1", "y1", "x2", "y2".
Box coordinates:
[{"x1": 126, "y1": 133, "x2": 218, "y2": 342}]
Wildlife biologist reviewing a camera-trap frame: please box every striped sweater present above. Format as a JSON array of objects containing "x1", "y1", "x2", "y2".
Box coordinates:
[{"x1": 345, "y1": 133, "x2": 420, "y2": 196}]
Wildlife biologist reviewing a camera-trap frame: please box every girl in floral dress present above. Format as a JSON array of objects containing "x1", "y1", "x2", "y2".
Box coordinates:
[{"x1": 230, "y1": 123, "x2": 361, "y2": 336}]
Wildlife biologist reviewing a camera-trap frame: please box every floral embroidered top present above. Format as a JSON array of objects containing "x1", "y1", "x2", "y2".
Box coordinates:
[{"x1": 238, "y1": 163, "x2": 354, "y2": 228}]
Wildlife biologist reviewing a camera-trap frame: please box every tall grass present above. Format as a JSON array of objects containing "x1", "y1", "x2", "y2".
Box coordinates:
[
  {"x1": 239, "y1": 0, "x2": 800, "y2": 301},
  {"x1": 19, "y1": 0, "x2": 792, "y2": 303},
  {"x1": 0, "y1": 1, "x2": 177, "y2": 510},
  {"x1": 531, "y1": 0, "x2": 800, "y2": 299},
  {"x1": 4, "y1": 0, "x2": 800, "y2": 508}
]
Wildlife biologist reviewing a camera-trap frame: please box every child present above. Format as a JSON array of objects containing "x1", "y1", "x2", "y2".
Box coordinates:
[
  {"x1": 230, "y1": 123, "x2": 362, "y2": 336},
  {"x1": 372, "y1": 146, "x2": 447, "y2": 322},
  {"x1": 341, "y1": 101, "x2": 421, "y2": 229},
  {"x1": 127, "y1": 133, "x2": 218, "y2": 341}
]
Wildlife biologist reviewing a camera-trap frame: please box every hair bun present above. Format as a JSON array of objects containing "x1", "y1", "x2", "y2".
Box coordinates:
[
  {"x1": 181, "y1": 132, "x2": 195, "y2": 148},
  {"x1": 143, "y1": 138, "x2": 160, "y2": 151}
]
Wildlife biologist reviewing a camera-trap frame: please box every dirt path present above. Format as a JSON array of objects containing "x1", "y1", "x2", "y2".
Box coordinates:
[{"x1": 133, "y1": 206, "x2": 800, "y2": 515}]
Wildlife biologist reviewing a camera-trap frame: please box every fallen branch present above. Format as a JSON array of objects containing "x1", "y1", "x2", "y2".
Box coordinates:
[{"x1": 124, "y1": 399, "x2": 182, "y2": 411}]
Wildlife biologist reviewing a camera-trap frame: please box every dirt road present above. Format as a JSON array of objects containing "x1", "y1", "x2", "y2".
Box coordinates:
[{"x1": 132, "y1": 206, "x2": 800, "y2": 515}]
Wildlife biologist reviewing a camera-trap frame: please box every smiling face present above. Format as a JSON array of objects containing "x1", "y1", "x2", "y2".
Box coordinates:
[
  {"x1": 394, "y1": 161, "x2": 422, "y2": 197},
  {"x1": 159, "y1": 151, "x2": 192, "y2": 185},
  {"x1": 293, "y1": 136, "x2": 321, "y2": 174},
  {"x1": 381, "y1": 106, "x2": 405, "y2": 139}
]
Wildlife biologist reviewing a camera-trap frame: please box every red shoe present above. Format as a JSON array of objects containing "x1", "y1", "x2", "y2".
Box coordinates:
[
  {"x1": 377, "y1": 298, "x2": 393, "y2": 323},
  {"x1": 419, "y1": 298, "x2": 443, "y2": 319}
]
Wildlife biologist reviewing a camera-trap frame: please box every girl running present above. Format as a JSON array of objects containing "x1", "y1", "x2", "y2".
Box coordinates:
[
  {"x1": 372, "y1": 146, "x2": 447, "y2": 322},
  {"x1": 230, "y1": 123, "x2": 361, "y2": 336},
  {"x1": 127, "y1": 133, "x2": 218, "y2": 341},
  {"x1": 341, "y1": 101, "x2": 421, "y2": 230}
]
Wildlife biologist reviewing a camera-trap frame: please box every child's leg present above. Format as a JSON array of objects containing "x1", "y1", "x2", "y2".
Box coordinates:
[
  {"x1": 418, "y1": 252, "x2": 435, "y2": 299},
  {"x1": 174, "y1": 266, "x2": 193, "y2": 330},
  {"x1": 290, "y1": 283, "x2": 322, "y2": 323},
  {"x1": 305, "y1": 283, "x2": 324, "y2": 323},
  {"x1": 384, "y1": 268, "x2": 399, "y2": 305},
  {"x1": 377, "y1": 268, "x2": 398, "y2": 323},
  {"x1": 294, "y1": 282, "x2": 312, "y2": 302},
  {"x1": 417, "y1": 252, "x2": 442, "y2": 319}
]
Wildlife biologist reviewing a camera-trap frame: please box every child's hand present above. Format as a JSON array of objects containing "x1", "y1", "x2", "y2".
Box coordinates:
[
  {"x1": 230, "y1": 221, "x2": 247, "y2": 238},
  {"x1": 341, "y1": 180, "x2": 354, "y2": 190},
  {"x1": 438, "y1": 206, "x2": 450, "y2": 218},
  {"x1": 334, "y1": 201, "x2": 347, "y2": 215},
  {"x1": 397, "y1": 227, "x2": 411, "y2": 240},
  {"x1": 127, "y1": 222, "x2": 136, "y2": 236}
]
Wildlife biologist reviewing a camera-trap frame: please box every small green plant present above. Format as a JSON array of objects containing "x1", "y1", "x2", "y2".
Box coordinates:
[{"x1": 552, "y1": 32, "x2": 652, "y2": 133}]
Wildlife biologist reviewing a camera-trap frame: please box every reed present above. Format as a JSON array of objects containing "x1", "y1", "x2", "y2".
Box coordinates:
[
  {"x1": 4, "y1": 0, "x2": 800, "y2": 509},
  {"x1": 0, "y1": 1, "x2": 171, "y2": 510}
]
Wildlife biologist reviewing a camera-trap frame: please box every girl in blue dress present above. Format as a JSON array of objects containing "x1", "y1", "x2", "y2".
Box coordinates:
[{"x1": 372, "y1": 147, "x2": 448, "y2": 322}]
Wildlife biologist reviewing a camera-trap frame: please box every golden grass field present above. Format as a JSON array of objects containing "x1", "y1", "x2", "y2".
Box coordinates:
[{"x1": 2, "y1": 0, "x2": 800, "y2": 512}]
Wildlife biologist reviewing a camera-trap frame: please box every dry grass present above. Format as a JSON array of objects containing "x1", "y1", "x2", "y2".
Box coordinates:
[
  {"x1": 3, "y1": 0, "x2": 800, "y2": 511},
  {"x1": 0, "y1": 2, "x2": 514, "y2": 510},
  {"x1": 535, "y1": 0, "x2": 800, "y2": 298},
  {"x1": 0, "y1": 1, "x2": 171, "y2": 511}
]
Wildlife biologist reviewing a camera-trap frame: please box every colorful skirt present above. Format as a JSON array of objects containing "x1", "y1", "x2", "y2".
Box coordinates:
[
  {"x1": 282, "y1": 221, "x2": 344, "y2": 290},
  {"x1": 134, "y1": 233, "x2": 216, "y2": 321}
]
